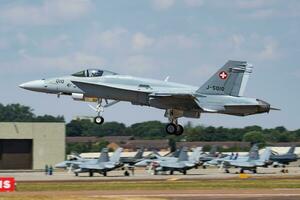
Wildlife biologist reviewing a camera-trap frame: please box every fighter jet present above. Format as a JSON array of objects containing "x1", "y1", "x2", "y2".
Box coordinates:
[
  {"x1": 205, "y1": 144, "x2": 259, "y2": 167},
  {"x1": 19, "y1": 60, "x2": 278, "y2": 135},
  {"x1": 120, "y1": 148, "x2": 144, "y2": 167},
  {"x1": 55, "y1": 152, "x2": 100, "y2": 170},
  {"x1": 152, "y1": 147, "x2": 201, "y2": 175},
  {"x1": 223, "y1": 147, "x2": 272, "y2": 173},
  {"x1": 73, "y1": 147, "x2": 123, "y2": 177},
  {"x1": 270, "y1": 146, "x2": 298, "y2": 167}
]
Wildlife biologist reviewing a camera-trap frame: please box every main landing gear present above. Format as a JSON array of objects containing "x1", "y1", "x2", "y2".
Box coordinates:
[{"x1": 165, "y1": 109, "x2": 184, "y2": 136}]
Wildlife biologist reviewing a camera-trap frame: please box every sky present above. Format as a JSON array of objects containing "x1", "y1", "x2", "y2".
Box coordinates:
[{"x1": 0, "y1": 0, "x2": 299, "y2": 130}]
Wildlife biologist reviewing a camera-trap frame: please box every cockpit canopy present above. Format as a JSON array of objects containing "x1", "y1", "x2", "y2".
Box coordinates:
[{"x1": 72, "y1": 69, "x2": 117, "y2": 77}]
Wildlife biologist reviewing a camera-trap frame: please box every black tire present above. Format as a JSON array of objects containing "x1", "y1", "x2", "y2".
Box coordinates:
[
  {"x1": 253, "y1": 169, "x2": 257, "y2": 174},
  {"x1": 165, "y1": 123, "x2": 177, "y2": 135},
  {"x1": 170, "y1": 171, "x2": 174, "y2": 175},
  {"x1": 175, "y1": 125, "x2": 184, "y2": 136},
  {"x1": 240, "y1": 169, "x2": 244, "y2": 174},
  {"x1": 75, "y1": 172, "x2": 78, "y2": 177},
  {"x1": 89, "y1": 171, "x2": 94, "y2": 177},
  {"x1": 103, "y1": 171, "x2": 107, "y2": 177},
  {"x1": 94, "y1": 116, "x2": 104, "y2": 125},
  {"x1": 225, "y1": 169, "x2": 230, "y2": 173},
  {"x1": 183, "y1": 170, "x2": 187, "y2": 175}
]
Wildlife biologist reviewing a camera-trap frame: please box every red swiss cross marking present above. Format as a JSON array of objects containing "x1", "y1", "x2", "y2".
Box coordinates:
[{"x1": 219, "y1": 71, "x2": 228, "y2": 80}]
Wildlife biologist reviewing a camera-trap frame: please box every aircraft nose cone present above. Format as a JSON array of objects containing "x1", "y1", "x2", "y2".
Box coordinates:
[{"x1": 19, "y1": 80, "x2": 45, "y2": 92}]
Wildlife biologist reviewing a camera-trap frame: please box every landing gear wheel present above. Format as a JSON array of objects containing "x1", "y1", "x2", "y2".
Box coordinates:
[
  {"x1": 94, "y1": 116, "x2": 104, "y2": 125},
  {"x1": 240, "y1": 169, "x2": 244, "y2": 174},
  {"x1": 89, "y1": 171, "x2": 94, "y2": 177},
  {"x1": 175, "y1": 125, "x2": 184, "y2": 136},
  {"x1": 103, "y1": 171, "x2": 107, "y2": 177},
  {"x1": 183, "y1": 170, "x2": 187, "y2": 175},
  {"x1": 252, "y1": 169, "x2": 257, "y2": 174},
  {"x1": 225, "y1": 169, "x2": 230, "y2": 173},
  {"x1": 75, "y1": 172, "x2": 78, "y2": 177},
  {"x1": 170, "y1": 171, "x2": 174, "y2": 175},
  {"x1": 166, "y1": 123, "x2": 177, "y2": 135}
]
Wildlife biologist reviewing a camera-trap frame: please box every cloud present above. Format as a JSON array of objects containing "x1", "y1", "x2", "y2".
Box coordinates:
[
  {"x1": 122, "y1": 55, "x2": 156, "y2": 75},
  {"x1": 0, "y1": 0, "x2": 92, "y2": 26},
  {"x1": 258, "y1": 39, "x2": 280, "y2": 60},
  {"x1": 152, "y1": 0, "x2": 175, "y2": 10},
  {"x1": 157, "y1": 34, "x2": 200, "y2": 49},
  {"x1": 229, "y1": 34, "x2": 245, "y2": 50},
  {"x1": 132, "y1": 32, "x2": 155, "y2": 50},
  {"x1": 235, "y1": 0, "x2": 272, "y2": 9},
  {"x1": 5, "y1": 52, "x2": 106, "y2": 73},
  {"x1": 84, "y1": 28, "x2": 128, "y2": 50},
  {"x1": 246, "y1": 9, "x2": 276, "y2": 19},
  {"x1": 184, "y1": 0, "x2": 204, "y2": 7},
  {"x1": 39, "y1": 34, "x2": 72, "y2": 51}
]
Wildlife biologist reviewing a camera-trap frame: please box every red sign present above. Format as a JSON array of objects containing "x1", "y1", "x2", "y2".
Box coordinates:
[
  {"x1": 219, "y1": 71, "x2": 228, "y2": 80},
  {"x1": 0, "y1": 177, "x2": 15, "y2": 192}
]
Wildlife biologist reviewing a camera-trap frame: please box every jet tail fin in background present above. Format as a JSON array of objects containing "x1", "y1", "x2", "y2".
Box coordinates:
[
  {"x1": 98, "y1": 148, "x2": 109, "y2": 163},
  {"x1": 110, "y1": 148, "x2": 123, "y2": 163},
  {"x1": 259, "y1": 147, "x2": 272, "y2": 162},
  {"x1": 248, "y1": 144, "x2": 259, "y2": 161},
  {"x1": 287, "y1": 146, "x2": 296, "y2": 154},
  {"x1": 197, "y1": 60, "x2": 253, "y2": 97},
  {"x1": 134, "y1": 148, "x2": 144, "y2": 159},
  {"x1": 178, "y1": 147, "x2": 189, "y2": 162}
]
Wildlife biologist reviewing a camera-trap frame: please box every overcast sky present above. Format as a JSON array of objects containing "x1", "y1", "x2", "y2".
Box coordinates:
[{"x1": 0, "y1": 0, "x2": 299, "y2": 130}]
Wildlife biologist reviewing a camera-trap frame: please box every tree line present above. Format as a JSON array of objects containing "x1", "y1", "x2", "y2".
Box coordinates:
[{"x1": 1, "y1": 103, "x2": 300, "y2": 146}]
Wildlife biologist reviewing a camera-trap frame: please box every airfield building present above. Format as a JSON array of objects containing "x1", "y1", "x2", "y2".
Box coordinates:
[{"x1": 0, "y1": 122, "x2": 65, "y2": 170}]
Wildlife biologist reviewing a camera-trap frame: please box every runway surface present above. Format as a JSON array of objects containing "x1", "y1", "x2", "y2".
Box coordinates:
[
  {"x1": 1, "y1": 167, "x2": 300, "y2": 200},
  {"x1": 2, "y1": 189, "x2": 300, "y2": 200}
]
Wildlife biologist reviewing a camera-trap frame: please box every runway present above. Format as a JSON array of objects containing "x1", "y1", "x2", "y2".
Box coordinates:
[
  {"x1": 3, "y1": 189, "x2": 300, "y2": 200},
  {"x1": 2, "y1": 167, "x2": 300, "y2": 200}
]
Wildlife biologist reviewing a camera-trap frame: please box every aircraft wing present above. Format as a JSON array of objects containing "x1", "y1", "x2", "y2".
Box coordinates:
[{"x1": 149, "y1": 93, "x2": 201, "y2": 111}]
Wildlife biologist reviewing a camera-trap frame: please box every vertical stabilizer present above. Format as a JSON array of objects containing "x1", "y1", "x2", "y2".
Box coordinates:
[
  {"x1": 134, "y1": 148, "x2": 144, "y2": 159},
  {"x1": 110, "y1": 148, "x2": 123, "y2": 163},
  {"x1": 178, "y1": 147, "x2": 189, "y2": 162},
  {"x1": 287, "y1": 146, "x2": 296, "y2": 154},
  {"x1": 98, "y1": 148, "x2": 109, "y2": 163},
  {"x1": 197, "y1": 60, "x2": 253, "y2": 97},
  {"x1": 259, "y1": 147, "x2": 272, "y2": 162},
  {"x1": 248, "y1": 144, "x2": 259, "y2": 161}
]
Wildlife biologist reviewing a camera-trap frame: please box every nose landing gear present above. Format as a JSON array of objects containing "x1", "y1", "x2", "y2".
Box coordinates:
[{"x1": 89, "y1": 99, "x2": 105, "y2": 125}]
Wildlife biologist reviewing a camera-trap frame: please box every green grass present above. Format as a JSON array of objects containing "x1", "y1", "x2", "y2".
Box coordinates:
[{"x1": 16, "y1": 179, "x2": 300, "y2": 192}]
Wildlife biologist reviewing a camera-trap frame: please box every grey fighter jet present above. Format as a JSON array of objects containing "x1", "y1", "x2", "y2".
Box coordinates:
[
  {"x1": 19, "y1": 60, "x2": 278, "y2": 135},
  {"x1": 152, "y1": 147, "x2": 201, "y2": 175},
  {"x1": 73, "y1": 147, "x2": 123, "y2": 177},
  {"x1": 223, "y1": 147, "x2": 272, "y2": 174},
  {"x1": 270, "y1": 146, "x2": 298, "y2": 167}
]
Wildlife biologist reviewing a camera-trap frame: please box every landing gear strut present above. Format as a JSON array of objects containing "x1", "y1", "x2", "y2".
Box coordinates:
[
  {"x1": 165, "y1": 109, "x2": 184, "y2": 135},
  {"x1": 91, "y1": 99, "x2": 105, "y2": 125}
]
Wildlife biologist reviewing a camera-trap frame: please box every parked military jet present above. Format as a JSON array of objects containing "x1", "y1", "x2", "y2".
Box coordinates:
[
  {"x1": 223, "y1": 147, "x2": 272, "y2": 173},
  {"x1": 270, "y1": 146, "x2": 298, "y2": 167},
  {"x1": 73, "y1": 148, "x2": 123, "y2": 177},
  {"x1": 152, "y1": 147, "x2": 201, "y2": 175},
  {"x1": 20, "y1": 60, "x2": 278, "y2": 135},
  {"x1": 204, "y1": 144, "x2": 259, "y2": 167},
  {"x1": 55, "y1": 152, "x2": 100, "y2": 170},
  {"x1": 120, "y1": 148, "x2": 144, "y2": 167}
]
